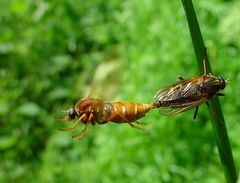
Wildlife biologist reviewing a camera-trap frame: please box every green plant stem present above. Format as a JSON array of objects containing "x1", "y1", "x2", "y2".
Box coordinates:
[{"x1": 181, "y1": 0, "x2": 237, "y2": 182}]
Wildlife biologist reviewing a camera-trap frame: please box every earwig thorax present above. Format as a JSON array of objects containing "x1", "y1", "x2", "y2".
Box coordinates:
[{"x1": 75, "y1": 98, "x2": 103, "y2": 115}]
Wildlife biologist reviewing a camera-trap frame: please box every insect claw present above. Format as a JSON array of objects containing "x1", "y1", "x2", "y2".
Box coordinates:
[
  {"x1": 59, "y1": 128, "x2": 68, "y2": 131},
  {"x1": 205, "y1": 101, "x2": 210, "y2": 107},
  {"x1": 177, "y1": 75, "x2": 185, "y2": 80},
  {"x1": 193, "y1": 106, "x2": 199, "y2": 120},
  {"x1": 135, "y1": 121, "x2": 150, "y2": 125}
]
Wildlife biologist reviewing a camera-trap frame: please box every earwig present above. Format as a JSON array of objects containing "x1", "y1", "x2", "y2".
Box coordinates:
[{"x1": 55, "y1": 98, "x2": 157, "y2": 140}]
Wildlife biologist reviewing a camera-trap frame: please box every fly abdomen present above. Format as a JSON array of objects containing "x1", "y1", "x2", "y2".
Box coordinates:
[{"x1": 155, "y1": 100, "x2": 172, "y2": 108}]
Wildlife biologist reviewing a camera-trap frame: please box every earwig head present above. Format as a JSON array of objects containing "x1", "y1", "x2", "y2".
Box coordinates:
[
  {"x1": 53, "y1": 107, "x2": 77, "y2": 122},
  {"x1": 218, "y1": 76, "x2": 226, "y2": 89},
  {"x1": 68, "y1": 107, "x2": 76, "y2": 120},
  {"x1": 54, "y1": 98, "x2": 103, "y2": 123}
]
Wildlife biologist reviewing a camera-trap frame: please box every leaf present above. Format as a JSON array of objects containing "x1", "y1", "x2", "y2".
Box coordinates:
[
  {"x1": 18, "y1": 102, "x2": 41, "y2": 117},
  {"x1": 48, "y1": 88, "x2": 69, "y2": 101}
]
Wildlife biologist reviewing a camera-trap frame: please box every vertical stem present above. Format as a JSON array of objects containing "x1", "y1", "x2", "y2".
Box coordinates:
[{"x1": 181, "y1": 0, "x2": 237, "y2": 182}]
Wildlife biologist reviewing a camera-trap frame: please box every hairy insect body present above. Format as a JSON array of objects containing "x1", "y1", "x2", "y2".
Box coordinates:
[
  {"x1": 154, "y1": 70, "x2": 226, "y2": 118},
  {"x1": 154, "y1": 75, "x2": 225, "y2": 110}
]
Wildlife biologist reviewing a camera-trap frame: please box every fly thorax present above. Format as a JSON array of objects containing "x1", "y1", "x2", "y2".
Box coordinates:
[{"x1": 202, "y1": 76, "x2": 222, "y2": 97}]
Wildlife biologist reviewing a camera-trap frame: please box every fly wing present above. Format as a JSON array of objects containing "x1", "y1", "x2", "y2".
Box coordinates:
[
  {"x1": 154, "y1": 76, "x2": 203, "y2": 103},
  {"x1": 158, "y1": 98, "x2": 207, "y2": 116}
]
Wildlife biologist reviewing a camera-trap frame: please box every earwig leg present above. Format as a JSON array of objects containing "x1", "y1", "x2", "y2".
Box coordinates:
[
  {"x1": 217, "y1": 93, "x2": 225, "y2": 96},
  {"x1": 107, "y1": 113, "x2": 145, "y2": 131},
  {"x1": 202, "y1": 47, "x2": 207, "y2": 75},
  {"x1": 135, "y1": 121, "x2": 150, "y2": 125},
  {"x1": 72, "y1": 121, "x2": 90, "y2": 140},
  {"x1": 193, "y1": 106, "x2": 199, "y2": 120},
  {"x1": 205, "y1": 101, "x2": 210, "y2": 107},
  {"x1": 59, "y1": 114, "x2": 86, "y2": 131},
  {"x1": 177, "y1": 75, "x2": 185, "y2": 80},
  {"x1": 71, "y1": 113, "x2": 93, "y2": 140}
]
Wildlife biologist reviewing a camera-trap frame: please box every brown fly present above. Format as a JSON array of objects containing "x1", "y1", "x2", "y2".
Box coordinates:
[
  {"x1": 154, "y1": 48, "x2": 226, "y2": 119},
  {"x1": 55, "y1": 98, "x2": 156, "y2": 140}
]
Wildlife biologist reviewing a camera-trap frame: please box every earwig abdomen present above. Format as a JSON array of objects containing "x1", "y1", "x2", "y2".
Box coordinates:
[
  {"x1": 94, "y1": 102, "x2": 156, "y2": 124},
  {"x1": 107, "y1": 102, "x2": 155, "y2": 123}
]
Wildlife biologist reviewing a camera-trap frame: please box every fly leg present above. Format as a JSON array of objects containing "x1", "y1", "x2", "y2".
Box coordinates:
[
  {"x1": 106, "y1": 113, "x2": 145, "y2": 131},
  {"x1": 217, "y1": 93, "x2": 225, "y2": 96},
  {"x1": 202, "y1": 47, "x2": 207, "y2": 75},
  {"x1": 59, "y1": 113, "x2": 86, "y2": 131},
  {"x1": 193, "y1": 106, "x2": 199, "y2": 120},
  {"x1": 71, "y1": 113, "x2": 94, "y2": 140},
  {"x1": 193, "y1": 100, "x2": 210, "y2": 119}
]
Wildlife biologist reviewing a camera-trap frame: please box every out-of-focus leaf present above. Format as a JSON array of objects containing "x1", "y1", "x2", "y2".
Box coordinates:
[
  {"x1": 0, "y1": 135, "x2": 19, "y2": 150},
  {"x1": 10, "y1": 0, "x2": 29, "y2": 15},
  {"x1": 0, "y1": 102, "x2": 10, "y2": 116},
  {"x1": 219, "y1": 1, "x2": 240, "y2": 47},
  {"x1": 51, "y1": 55, "x2": 71, "y2": 72},
  {"x1": 18, "y1": 102, "x2": 41, "y2": 117},
  {"x1": 0, "y1": 43, "x2": 14, "y2": 54},
  {"x1": 48, "y1": 88, "x2": 69, "y2": 101}
]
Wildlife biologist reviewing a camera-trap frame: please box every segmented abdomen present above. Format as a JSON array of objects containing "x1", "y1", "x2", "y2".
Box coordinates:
[{"x1": 96, "y1": 102, "x2": 155, "y2": 124}]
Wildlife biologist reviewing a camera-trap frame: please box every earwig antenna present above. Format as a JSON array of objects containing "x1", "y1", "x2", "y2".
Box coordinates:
[
  {"x1": 61, "y1": 110, "x2": 68, "y2": 115},
  {"x1": 59, "y1": 113, "x2": 86, "y2": 131},
  {"x1": 52, "y1": 115, "x2": 68, "y2": 122}
]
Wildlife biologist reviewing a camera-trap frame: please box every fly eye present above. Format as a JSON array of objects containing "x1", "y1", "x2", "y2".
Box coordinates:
[
  {"x1": 218, "y1": 76, "x2": 226, "y2": 89},
  {"x1": 68, "y1": 107, "x2": 76, "y2": 120}
]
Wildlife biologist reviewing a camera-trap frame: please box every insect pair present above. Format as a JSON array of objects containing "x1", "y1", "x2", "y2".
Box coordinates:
[{"x1": 55, "y1": 48, "x2": 226, "y2": 140}]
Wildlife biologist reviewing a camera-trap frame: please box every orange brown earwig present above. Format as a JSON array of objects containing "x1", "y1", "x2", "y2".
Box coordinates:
[
  {"x1": 56, "y1": 98, "x2": 156, "y2": 140},
  {"x1": 153, "y1": 48, "x2": 227, "y2": 119}
]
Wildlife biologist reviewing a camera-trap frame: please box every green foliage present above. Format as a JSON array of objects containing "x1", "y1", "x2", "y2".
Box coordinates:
[{"x1": 0, "y1": 0, "x2": 239, "y2": 182}]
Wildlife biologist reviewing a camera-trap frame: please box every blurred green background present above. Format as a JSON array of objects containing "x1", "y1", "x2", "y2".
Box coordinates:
[{"x1": 0, "y1": 0, "x2": 240, "y2": 182}]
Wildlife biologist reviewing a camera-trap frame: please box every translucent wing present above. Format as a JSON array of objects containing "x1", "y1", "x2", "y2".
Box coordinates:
[
  {"x1": 154, "y1": 76, "x2": 203, "y2": 103},
  {"x1": 158, "y1": 98, "x2": 207, "y2": 116}
]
